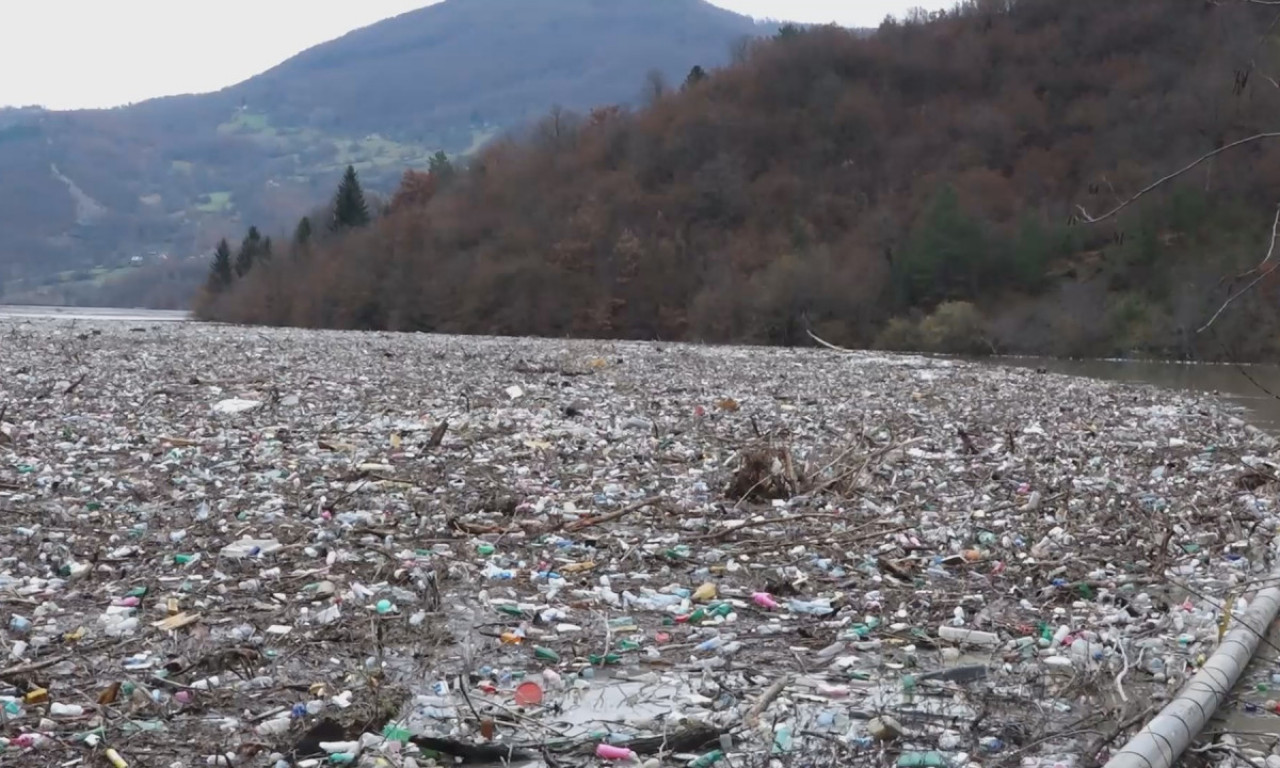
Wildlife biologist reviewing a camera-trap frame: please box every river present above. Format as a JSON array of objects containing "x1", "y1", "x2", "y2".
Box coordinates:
[{"x1": 998, "y1": 356, "x2": 1280, "y2": 434}]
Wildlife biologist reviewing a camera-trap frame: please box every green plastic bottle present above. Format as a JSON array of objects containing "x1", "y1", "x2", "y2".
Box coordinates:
[
  {"x1": 897, "y1": 752, "x2": 948, "y2": 768},
  {"x1": 772, "y1": 727, "x2": 793, "y2": 754},
  {"x1": 689, "y1": 750, "x2": 725, "y2": 768},
  {"x1": 382, "y1": 722, "x2": 412, "y2": 742}
]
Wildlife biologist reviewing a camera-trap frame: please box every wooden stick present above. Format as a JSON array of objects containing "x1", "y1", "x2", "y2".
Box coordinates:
[
  {"x1": 0, "y1": 655, "x2": 69, "y2": 681},
  {"x1": 563, "y1": 496, "x2": 664, "y2": 532},
  {"x1": 746, "y1": 675, "x2": 791, "y2": 727}
]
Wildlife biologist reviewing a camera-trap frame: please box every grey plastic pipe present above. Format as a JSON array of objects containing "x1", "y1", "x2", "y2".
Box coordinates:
[{"x1": 1104, "y1": 582, "x2": 1280, "y2": 768}]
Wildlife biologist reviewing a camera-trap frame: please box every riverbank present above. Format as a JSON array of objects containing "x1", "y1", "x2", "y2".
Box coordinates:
[{"x1": 0, "y1": 319, "x2": 1276, "y2": 766}]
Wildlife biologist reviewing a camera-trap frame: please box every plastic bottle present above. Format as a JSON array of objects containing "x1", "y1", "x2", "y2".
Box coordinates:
[
  {"x1": 814, "y1": 641, "x2": 845, "y2": 659},
  {"x1": 696, "y1": 635, "x2": 728, "y2": 652},
  {"x1": 51, "y1": 703, "x2": 85, "y2": 717},
  {"x1": 484, "y1": 564, "x2": 516, "y2": 580},
  {"x1": 542, "y1": 669, "x2": 563, "y2": 689},
  {"x1": 679, "y1": 608, "x2": 707, "y2": 624},
  {"x1": 788, "y1": 599, "x2": 832, "y2": 616},
  {"x1": 752, "y1": 592, "x2": 780, "y2": 609},
  {"x1": 689, "y1": 750, "x2": 725, "y2": 768},
  {"x1": 631, "y1": 589, "x2": 684, "y2": 610},
  {"x1": 12, "y1": 733, "x2": 49, "y2": 749},
  {"x1": 256, "y1": 717, "x2": 291, "y2": 736},
  {"x1": 937, "y1": 626, "x2": 1000, "y2": 647},
  {"x1": 595, "y1": 744, "x2": 636, "y2": 761}
]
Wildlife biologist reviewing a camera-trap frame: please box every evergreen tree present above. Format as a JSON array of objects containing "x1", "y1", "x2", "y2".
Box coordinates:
[
  {"x1": 235, "y1": 226, "x2": 262, "y2": 278},
  {"x1": 208, "y1": 239, "x2": 233, "y2": 291},
  {"x1": 294, "y1": 216, "x2": 313, "y2": 247},
  {"x1": 684, "y1": 65, "x2": 708, "y2": 89},
  {"x1": 331, "y1": 165, "x2": 370, "y2": 231},
  {"x1": 428, "y1": 151, "x2": 456, "y2": 185},
  {"x1": 893, "y1": 186, "x2": 988, "y2": 306},
  {"x1": 1009, "y1": 215, "x2": 1052, "y2": 292},
  {"x1": 261, "y1": 236, "x2": 273, "y2": 263}
]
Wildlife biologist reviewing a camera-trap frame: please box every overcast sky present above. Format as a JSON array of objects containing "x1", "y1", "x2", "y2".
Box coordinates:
[{"x1": 1, "y1": 1, "x2": 954, "y2": 110}]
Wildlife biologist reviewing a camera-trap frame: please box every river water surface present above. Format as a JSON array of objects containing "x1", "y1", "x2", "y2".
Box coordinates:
[{"x1": 1000, "y1": 356, "x2": 1280, "y2": 434}]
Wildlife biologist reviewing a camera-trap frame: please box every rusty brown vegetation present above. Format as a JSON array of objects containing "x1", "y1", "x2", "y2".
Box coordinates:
[{"x1": 200, "y1": 0, "x2": 1280, "y2": 360}]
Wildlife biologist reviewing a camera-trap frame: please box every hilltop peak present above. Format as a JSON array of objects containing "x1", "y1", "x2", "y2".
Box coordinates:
[{"x1": 0, "y1": 0, "x2": 774, "y2": 301}]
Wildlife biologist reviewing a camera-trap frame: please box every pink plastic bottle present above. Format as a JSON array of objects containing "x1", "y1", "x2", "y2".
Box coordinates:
[
  {"x1": 752, "y1": 592, "x2": 780, "y2": 610},
  {"x1": 596, "y1": 744, "x2": 637, "y2": 761}
]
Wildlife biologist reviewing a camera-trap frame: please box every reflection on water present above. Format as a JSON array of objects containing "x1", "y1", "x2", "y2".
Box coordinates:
[
  {"x1": 0, "y1": 305, "x2": 189, "y2": 323},
  {"x1": 999, "y1": 357, "x2": 1280, "y2": 434}
]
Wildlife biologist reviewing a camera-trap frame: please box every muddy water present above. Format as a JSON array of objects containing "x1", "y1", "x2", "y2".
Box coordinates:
[
  {"x1": 995, "y1": 357, "x2": 1280, "y2": 749},
  {"x1": 998, "y1": 357, "x2": 1280, "y2": 433}
]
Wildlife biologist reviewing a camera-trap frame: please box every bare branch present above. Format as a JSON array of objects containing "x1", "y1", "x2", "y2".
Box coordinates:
[
  {"x1": 1077, "y1": 132, "x2": 1280, "y2": 223},
  {"x1": 1198, "y1": 204, "x2": 1280, "y2": 333}
]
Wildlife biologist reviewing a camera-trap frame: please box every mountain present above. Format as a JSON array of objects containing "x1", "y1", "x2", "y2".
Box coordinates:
[
  {"x1": 199, "y1": 0, "x2": 1280, "y2": 362},
  {"x1": 0, "y1": 0, "x2": 772, "y2": 300}
]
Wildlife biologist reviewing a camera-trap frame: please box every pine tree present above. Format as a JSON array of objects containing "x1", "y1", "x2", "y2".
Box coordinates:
[
  {"x1": 331, "y1": 165, "x2": 370, "y2": 231},
  {"x1": 429, "y1": 151, "x2": 456, "y2": 185},
  {"x1": 294, "y1": 216, "x2": 312, "y2": 247},
  {"x1": 207, "y1": 239, "x2": 233, "y2": 292},
  {"x1": 235, "y1": 226, "x2": 262, "y2": 278},
  {"x1": 684, "y1": 65, "x2": 707, "y2": 89}
]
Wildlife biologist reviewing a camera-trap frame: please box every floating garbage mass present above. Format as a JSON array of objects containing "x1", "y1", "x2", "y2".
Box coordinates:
[{"x1": 0, "y1": 318, "x2": 1277, "y2": 767}]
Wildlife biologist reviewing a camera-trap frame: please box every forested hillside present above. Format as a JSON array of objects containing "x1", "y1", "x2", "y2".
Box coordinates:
[
  {"x1": 201, "y1": 0, "x2": 1280, "y2": 361},
  {"x1": 0, "y1": 0, "x2": 769, "y2": 300}
]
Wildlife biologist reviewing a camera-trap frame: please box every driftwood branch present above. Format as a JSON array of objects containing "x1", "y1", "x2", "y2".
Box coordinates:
[
  {"x1": 806, "y1": 328, "x2": 856, "y2": 352},
  {"x1": 561, "y1": 495, "x2": 664, "y2": 532}
]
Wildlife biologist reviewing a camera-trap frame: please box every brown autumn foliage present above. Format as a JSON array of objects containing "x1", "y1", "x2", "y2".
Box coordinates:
[{"x1": 199, "y1": 0, "x2": 1280, "y2": 360}]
